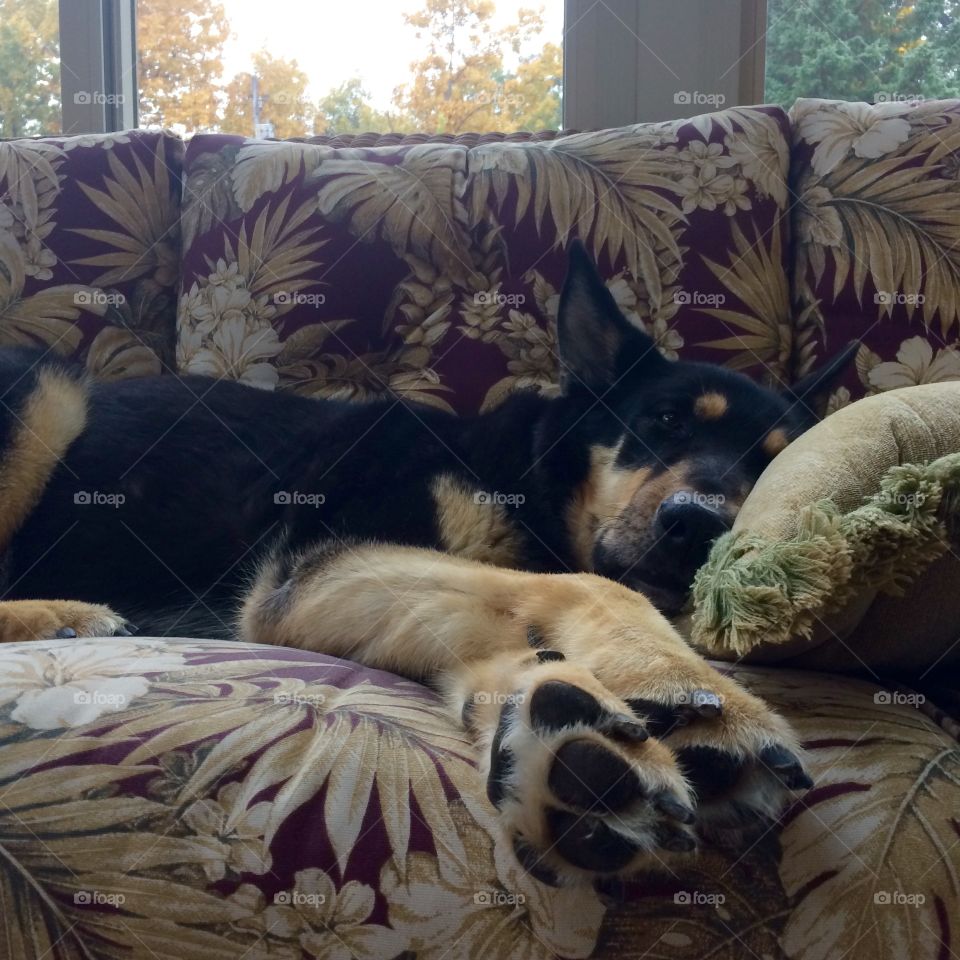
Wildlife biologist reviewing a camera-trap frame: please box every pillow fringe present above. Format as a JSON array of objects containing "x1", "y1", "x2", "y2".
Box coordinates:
[{"x1": 692, "y1": 452, "x2": 960, "y2": 656}]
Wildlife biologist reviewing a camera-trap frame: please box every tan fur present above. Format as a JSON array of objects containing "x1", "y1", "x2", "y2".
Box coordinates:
[
  {"x1": 431, "y1": 474, "x2": 522, "y2": 567},
  {"x1": 0, "y1": 600, "x2": 126, "y2": 643},
  {"x1": 0, "y1": 369, "x2": 88, "y2": 549},
  {"x1": 763, "y1": 427, "x2": 790, "y2": 457},
  {"x1": 694, "y1": 392, "x2": 728, "y2": 420},
  {"x1": 240, "y1": 545, "x2": 801, "y2": 881}
]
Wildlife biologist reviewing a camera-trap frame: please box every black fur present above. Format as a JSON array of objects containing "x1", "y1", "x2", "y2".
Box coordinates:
[{"x1": 0, "y1": 247, "x2": 853, "y2": 634}]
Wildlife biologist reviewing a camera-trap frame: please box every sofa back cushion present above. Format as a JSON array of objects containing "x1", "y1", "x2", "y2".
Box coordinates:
[
  {"x1": 177, "y1": 108, "x2": 793, "y2": 414},
  {"x1": 789, "y1": 98, "x2": 960, "y2": 412},
  {"x1": 0, "y1": 130, "x2": 184, "y2": 378}
]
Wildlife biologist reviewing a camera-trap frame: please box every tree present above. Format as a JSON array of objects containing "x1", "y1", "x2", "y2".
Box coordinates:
[
  {"x1": 765, "y1": 0, "x2": 960, "y2": 107},
  {"x1": 315, "y1": 78, "x2": 406, "y2": 135},
  {"x1": 137, "y1": 0, "x2": 230, "y2": 132},
  {"x1": 0, "y1": 0, "x2": 60, "y2": 137},
  {"x1": 221, "y1": 50, "x2": 315, "y2": 138},
  {"x1": 393, "y1": 0, "x2": 562, "y2": 133}
]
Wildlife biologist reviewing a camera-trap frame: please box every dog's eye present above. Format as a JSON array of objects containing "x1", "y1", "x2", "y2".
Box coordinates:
[{"x1": 658, "y1": 410, "x2": 680, "y2": 429}]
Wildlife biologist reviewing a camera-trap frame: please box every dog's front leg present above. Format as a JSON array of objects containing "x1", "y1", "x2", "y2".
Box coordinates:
[
  {"x1": 0, "y1": 599, "x2": 133, "y2": 642},
  {"x1": 240, "y1": 541, "x2": 811, "y2": 884}
]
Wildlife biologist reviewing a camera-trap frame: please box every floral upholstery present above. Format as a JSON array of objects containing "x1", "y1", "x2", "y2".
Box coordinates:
[
  {"x1": 0, "y1": 130, "x2": 183, "y2": 378},
  {"x1": 176, "y1": 106, "x2": 793, "y2": 413},
  {"x1": 5, "y1": 108, "x2": 960, "y2": 959},
  {"x1": 0, "y1": 638, "x2": 956, "y2": 960},
  {"x1": 789, "y1": 98, "x2": 960, "y2": 413}
]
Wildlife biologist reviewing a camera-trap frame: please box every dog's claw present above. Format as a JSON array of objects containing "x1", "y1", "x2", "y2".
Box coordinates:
[
  {"x1": 685, "y1": 689, "x2": 723, "y2": 719},
  {"x1": 760, "y1": 744, "x2": 814, "y2": 790},
  {"x1": 654, "y1": 791, "x2": 696, "y2": 824},
  {"x1": 55, "y1": 627, "x2": 77, "y2": 639}
]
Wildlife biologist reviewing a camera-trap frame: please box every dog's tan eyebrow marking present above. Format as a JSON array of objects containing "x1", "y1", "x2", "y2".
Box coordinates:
[
  {"x1": 694, "y1": 392, "x2": 728, "y2": 421},
  {"x1": 763, "y1": 428, "x2": 790, "y2": 457}
]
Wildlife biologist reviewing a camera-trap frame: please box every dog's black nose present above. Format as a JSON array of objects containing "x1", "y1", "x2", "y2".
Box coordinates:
[{"x1": 655, "y1": 492, "x2": 730, "y2": 570}]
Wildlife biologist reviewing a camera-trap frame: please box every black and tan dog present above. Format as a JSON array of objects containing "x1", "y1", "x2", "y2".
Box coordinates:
[{"x1": 0, "y1": 244, "x2": 853, "y2": 885}]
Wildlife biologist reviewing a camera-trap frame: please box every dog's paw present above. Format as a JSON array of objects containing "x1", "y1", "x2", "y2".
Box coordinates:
[
  {"x1": 483, "y1": 662, "x2": 697, "y2": 885},
  {"x1": 641, "y1": 682, "x2": 812, "y2": 843},
  {"x1": 0, "y1": 600, "x2": 135, "y2": 643}
]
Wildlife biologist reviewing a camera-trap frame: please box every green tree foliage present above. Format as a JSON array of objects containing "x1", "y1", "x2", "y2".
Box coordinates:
[
  {"x1": 766, "y1": 0, "x2": 960, "y2": 106},
  {"x1": 0, "y1": 0, "x2": 60, "y2": 137}
]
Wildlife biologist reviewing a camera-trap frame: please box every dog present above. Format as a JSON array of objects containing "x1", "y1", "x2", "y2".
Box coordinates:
[{"x1": 0, "y1": 243, "x2": 853, "y2": 885}]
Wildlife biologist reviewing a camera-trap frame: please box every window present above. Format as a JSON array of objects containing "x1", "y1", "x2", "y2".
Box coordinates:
[
  {"x1": 765, "y1": 0, "x2": 960, "y2": 107},
  {"x1": 135, "y1": 0, "x2": 564, "y2": 137},
  {"x1": 0, "y1": 0, "x2": 61, "y2": 137}
]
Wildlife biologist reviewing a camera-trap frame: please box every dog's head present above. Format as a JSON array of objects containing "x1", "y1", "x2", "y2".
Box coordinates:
[{"x1": 550, "y1": 243, "x2": 854, "y2": 614}]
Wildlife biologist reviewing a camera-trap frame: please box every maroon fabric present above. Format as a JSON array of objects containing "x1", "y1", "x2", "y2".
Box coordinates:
[
  {"x1": 0, "y1": 130, "x2": 183, "y2": 377},
  {"x1": 177, "y1": 107, "x2": 794, "y2": 413}
]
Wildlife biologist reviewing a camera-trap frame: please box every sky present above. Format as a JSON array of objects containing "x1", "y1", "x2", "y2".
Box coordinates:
[{"x1": 218, "y1": 0, "x2": 565, "y2": 109}]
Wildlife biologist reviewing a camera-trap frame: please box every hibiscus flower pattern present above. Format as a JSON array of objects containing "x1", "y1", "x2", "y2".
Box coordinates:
[
  {"x1": 176, "y1": 107, "x2": 795, "y2": 412},
  {"x1": 789, "y1": 98, "x2": 960, "y2": 410},
  {"x1": 0, "y1": 637, "x2": 956, "y2": 960}
]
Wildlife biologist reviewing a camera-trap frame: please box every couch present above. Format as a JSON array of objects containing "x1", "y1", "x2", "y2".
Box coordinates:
[{"x1": 0, "y1": 98, "x2": 958, "y2": 960}]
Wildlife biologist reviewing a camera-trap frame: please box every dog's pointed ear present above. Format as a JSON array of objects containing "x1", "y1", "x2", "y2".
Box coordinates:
[
  {"x1": 557, "y1": 240, "x2": 659, "y2": 396},
  {"x1": 785, "y1": 341, "x2": 859, "y2": 411}
]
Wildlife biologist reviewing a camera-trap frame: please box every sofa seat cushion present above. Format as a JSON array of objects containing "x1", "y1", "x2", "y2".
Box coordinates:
[
  {"x1": 788, "y1": 98, "x2": 960, "y2": 412},
  {"x1": 0, "y1": 130, "x2": 184, "y2": 378},
  {"x1": 177, "y1": 107, "x2": 794, "y2": 414},
  {"x1": 0, "y1": 636, "x2": 957, "y2": 959}
]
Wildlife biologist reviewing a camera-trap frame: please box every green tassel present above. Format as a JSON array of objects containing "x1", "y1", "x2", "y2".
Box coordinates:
[{"x1": 692, "y1": 452, "x2": 960, "y2": 657}]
